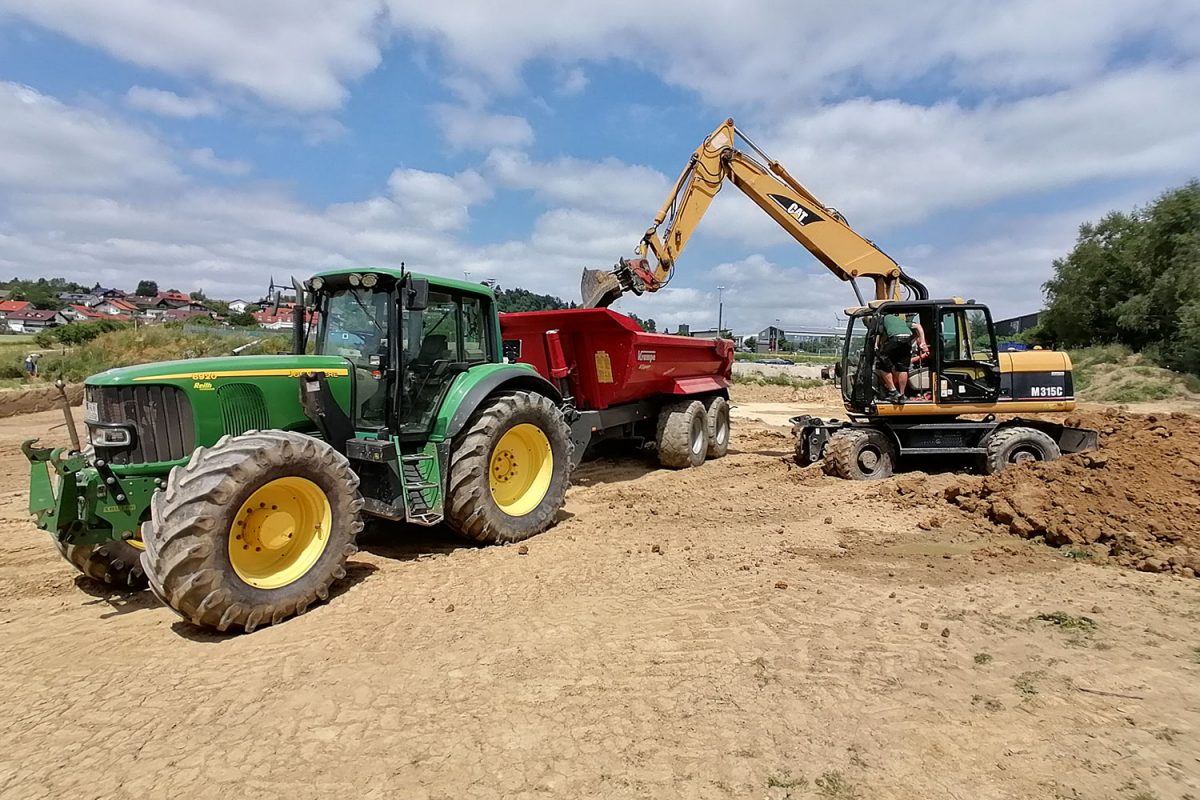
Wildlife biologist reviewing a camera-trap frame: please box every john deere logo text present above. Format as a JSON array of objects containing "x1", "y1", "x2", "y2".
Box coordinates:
[{"x1": 769, "y1": 194, "x2": 822, "y2": 226}]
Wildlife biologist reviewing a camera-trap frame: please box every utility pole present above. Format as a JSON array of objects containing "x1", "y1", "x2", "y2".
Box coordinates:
[{"x1": 717, "y1": 285, "x2": 725, "y2": 339}]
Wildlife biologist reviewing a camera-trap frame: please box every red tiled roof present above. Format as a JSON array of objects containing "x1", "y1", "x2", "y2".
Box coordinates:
[
  {"x1": 106, "y1": 298, "x2": 139, "y2": 311},
  {"x1": 0, "y1": 300, "x2": 32, "y2": 313}
]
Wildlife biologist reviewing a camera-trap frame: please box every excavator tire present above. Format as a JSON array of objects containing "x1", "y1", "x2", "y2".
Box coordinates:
[
  {"x1": 446, "y1": 391, "x2": 573, "y2": 545},
  {"x1": 55, "y1": 538, "x2": 148, "y2": 589},
  {"x1": 657, "y1": 399, "x2": 709, "y2": 469},
  {"x1": 824, "y1": 428, "x2": 896, "y2": 480},
  {"x1": 703, "y1": 396, "x2": 731, "y2": 459},
  {"x1": 141, "y1": 431, "x2": 363, "y2": 633},
  {"x1": 983, "y1": 426, "x2": 1061, "y2": 475}
]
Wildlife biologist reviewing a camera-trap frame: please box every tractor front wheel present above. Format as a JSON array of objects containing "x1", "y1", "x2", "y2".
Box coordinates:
[
  {"x1": 824, "y1": 428, "x2": 896, "y2": 480},
  {"x1": 445, "y1": 391, "x2": 574, "y2": 545},
  {"x1": 140, "y1": 431, "x2": 363, "y2": 633},
  {"x1": 55, "y1": 537, "x2": 148, "y2": 589}
]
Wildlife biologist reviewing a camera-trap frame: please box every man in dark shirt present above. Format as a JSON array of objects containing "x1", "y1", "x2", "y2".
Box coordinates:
[{"x1": 876, "y1": 313, "x2": 928, "y2": 404}]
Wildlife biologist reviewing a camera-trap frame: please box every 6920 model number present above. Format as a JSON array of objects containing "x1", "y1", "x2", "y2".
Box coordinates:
[{"x1": 1028, "y1": 386, "x2": 1065, "y2": 397}]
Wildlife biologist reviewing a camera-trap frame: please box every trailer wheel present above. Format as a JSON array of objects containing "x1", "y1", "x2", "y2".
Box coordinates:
[
  {"x1": 657, "y1": 399, "x2": 709, "y2": 468},
  {"x1": 446, "y1": 391, "x2": 573, "y2": 545},
  {"x1": 55, "y1": 537, "x2": 148, "y2": 589},
  {"x1": 984, "y1": 426, "x2": 1060, "y2": 475},
  {"x1": 703, "y1": 396, "x2": 731, "y2": 459},
  {"x1": 140, "y1": 431, "x2": 363, "y2": 633},
  {"x1": 824, "y1": 428, "x2": 895, "y2": 480}
]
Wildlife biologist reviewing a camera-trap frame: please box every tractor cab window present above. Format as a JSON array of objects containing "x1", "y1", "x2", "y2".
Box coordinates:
[
  {"x1": 936, "y1": 306, "x2": 1000, "y2": 404},
  {"x1": 400, "y1": 291, "x2": 486, "y2": 434},
  {"x1": 318, "y1": 287, "x2": 392, "y2": 428}
]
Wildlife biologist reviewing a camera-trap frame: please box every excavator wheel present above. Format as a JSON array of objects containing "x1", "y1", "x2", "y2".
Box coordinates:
[
  {"x1": 983, "y1": 426, "x2": 1061, "y2": 475},
  {"x1": 823, "y1": 428, "x2": 896, "y2": 480},
  {"x1": 702, "y1": 396, "x2": 731, "y2": 459},
  {"x1": 656, "y1": 399, "x2": 709, "y2": 469}
]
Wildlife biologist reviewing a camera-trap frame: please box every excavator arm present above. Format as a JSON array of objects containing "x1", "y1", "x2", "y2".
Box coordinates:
[{"x1": 581, "y1": 118, "x2": 928, "y2": 308}]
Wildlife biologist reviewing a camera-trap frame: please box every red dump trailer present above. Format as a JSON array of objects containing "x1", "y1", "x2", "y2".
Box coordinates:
[{"x1": 499, "y1": 308, "x2": 734, "y2": 468}]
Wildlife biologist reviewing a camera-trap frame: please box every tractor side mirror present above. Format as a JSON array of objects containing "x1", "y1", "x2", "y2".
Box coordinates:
[{"x1": 407, "y1": 278, "x2": 429, "y2": 312}]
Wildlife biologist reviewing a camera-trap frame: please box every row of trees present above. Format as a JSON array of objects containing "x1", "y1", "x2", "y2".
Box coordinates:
[{"x1": 1040, "y1": 181, "x2": 1200, "y2": 374}]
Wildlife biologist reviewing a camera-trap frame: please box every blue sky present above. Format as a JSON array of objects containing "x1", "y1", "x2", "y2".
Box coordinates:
[{"x1": 1, "y1": 1, "x2": 1198, "y2": 334}]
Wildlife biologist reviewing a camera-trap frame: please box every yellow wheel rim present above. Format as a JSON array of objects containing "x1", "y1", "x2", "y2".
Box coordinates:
[
  {"x1": 489, "y1": 424, "x2": 554, "y2": 517},
  {"x1": 228, "y1": 477, "x2": 331, "y2": 589}
]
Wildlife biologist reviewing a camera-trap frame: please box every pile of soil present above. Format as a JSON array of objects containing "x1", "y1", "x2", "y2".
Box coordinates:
[
  {"x1": 0, "y1": 384, "x2": 83, "y2": 418},
  {"x1": 889, "y1": 410, "x2": 1200, "y2": 577}
]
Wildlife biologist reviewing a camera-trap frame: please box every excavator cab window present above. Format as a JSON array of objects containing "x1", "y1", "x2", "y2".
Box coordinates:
[
  {"x1": 841, "y1": 313, "x2": 878, "y2": 409},
  {"x1": 935, "y1": 306, "x2": 1000, "y2": 404}
]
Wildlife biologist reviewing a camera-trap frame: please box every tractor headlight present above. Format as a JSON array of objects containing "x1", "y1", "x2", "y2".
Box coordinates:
[
  {"x1": 348, "y1": 273, "x2": 362, "y2": 287},
  {"x1": 88, "y1": 425, "x2": 133, "y2": 448},
  {"x1": 360, "y1": 273, "x2": 378, "y2": 288},
  {"x1": 310, "y1": 276, "x2": 324, "y2": 291}
]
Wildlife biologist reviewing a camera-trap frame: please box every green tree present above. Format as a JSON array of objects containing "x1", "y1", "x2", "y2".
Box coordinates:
[
  {"x1": 744, "y1": 336, "x2": 757, "y2": 350},
  {"x1": 627, "y1": 313, "x2": 657, "y2": 332},
  {"x1": 228, "y1": 311, "x2": 258, "y2": 327},
  {"x1": 1042, "y1": 181, "x2": 1200, "y2": 374},
  {"x1": 136, "y1": 280, "x2": 158, "y2": 296}
]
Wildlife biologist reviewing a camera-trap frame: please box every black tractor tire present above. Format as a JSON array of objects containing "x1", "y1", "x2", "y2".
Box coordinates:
[
  {"x1": 983, "y1": 426, "x2": 1061, "y2": 475},
  {"x1": 703, "y1": 396, "x2": 731, "y2": 459},
  {"x1": 55, "y1": 538, "x2": 148, "y2": 589},
  {"x1": 140, "y1": 430, "x2": 363, "y2": 633},
  {"x1": 656, "y1": 399, "x2": 709, "y2": 468},
  {"x1": 823, "y1": 428, "x2": 896, "y2": 480},
  {"x1": 445, "y1": 391, "x2": 574, "y2": 545}
]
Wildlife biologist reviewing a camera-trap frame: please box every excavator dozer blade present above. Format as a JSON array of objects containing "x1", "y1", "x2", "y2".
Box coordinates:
[{"x1": 581, "y1": 267, "x2": 623, "y2": 309}]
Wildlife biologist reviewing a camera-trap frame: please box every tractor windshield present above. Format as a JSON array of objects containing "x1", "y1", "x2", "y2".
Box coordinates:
[{"x1": 317, "y1": 287, "x2": 392, "y2": 427}]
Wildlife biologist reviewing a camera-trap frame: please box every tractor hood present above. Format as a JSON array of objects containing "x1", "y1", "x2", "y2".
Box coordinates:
[
  {"x1": 86, "y1": 354, "x2": 353, "y2": 387},
  {"x1": 83, "y1": 354, "x2": 356, "y2": 465}
]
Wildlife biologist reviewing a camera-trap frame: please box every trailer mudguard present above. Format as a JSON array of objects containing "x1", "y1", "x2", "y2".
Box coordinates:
[{"x1": 436, "y1": 364, "x2": 563, "y2": 440}]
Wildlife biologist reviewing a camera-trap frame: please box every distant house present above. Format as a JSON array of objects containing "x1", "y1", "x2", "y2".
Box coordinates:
[
  {"x1": 57, "y1": 291, "x2": 96, "y2": 305},
  {"x1": 227, "y1": 299, "x2": 251, "y2": 313},
  {"x1": 253, "y1": 304, "x2": 316, "y2": 330},
  {"x1": 0, "y1": 299, "x2": 33, "y2": 318},
  {"x1": 5, "y1": 309, "x2": 68, "y2": 333},
  {"x1": 90, "y1": 284, "x2": 126, "y2": 299},
  {"x1": 64, "y1": 304, "x2": 127, "y2": 323},
  {"x1": 93, "y1": 298, "x2": 139, "y2": 317},
  {"x1": 154, "y1": 291, "x2": 195, "y2": 309}
]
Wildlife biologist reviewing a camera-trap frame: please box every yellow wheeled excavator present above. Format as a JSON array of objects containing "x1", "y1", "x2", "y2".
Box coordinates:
[{"x1": 583, "y1": 118, "x2": 1097, "y2": 478}]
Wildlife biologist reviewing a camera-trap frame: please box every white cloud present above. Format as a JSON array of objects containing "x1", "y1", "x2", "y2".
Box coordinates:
[
  {"x1": 188, "y1": 148, "x2": 251, "y2": 176},
  {"x1": 432, "y1": 104, "x2": 534, "y2": 151},
  {"x1": 126, "y1": 86, "x2": 219, "y2": 118},
  {"x1": 0, "y1": 0, "x2": 385, "y2": 111},
  {"x1": 0, "y1": 82, "x2": 179, "y2": 190},
  {"x1": 556, "y1": 66, "x2": 587, "y2": 96},
  {"x1": 484, "y1": 149, "x2": 667, "y2": 215}
]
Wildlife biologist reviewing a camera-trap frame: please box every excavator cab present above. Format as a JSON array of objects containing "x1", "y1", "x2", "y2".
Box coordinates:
[{"x1": 840, "y1": 299, "x2": 1001, "y2": 415}]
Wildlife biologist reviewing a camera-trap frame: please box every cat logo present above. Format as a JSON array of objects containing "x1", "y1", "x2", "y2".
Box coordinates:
[{"x1": 768, "y1": 194, "x2": 822, "y2": 226}]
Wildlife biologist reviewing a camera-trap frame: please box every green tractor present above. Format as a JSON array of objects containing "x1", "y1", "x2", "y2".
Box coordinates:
[{"x1": 25, "y1": 269, "x2": 575, "y2": 632}]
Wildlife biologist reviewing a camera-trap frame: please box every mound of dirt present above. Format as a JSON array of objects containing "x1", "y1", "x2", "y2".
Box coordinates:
[
  {"x1": 887, "y1": 410, "x2": 1200, "y2": 577},
  {"x1": 0, "y1": 384, "x2": 84, "y2": 418}
]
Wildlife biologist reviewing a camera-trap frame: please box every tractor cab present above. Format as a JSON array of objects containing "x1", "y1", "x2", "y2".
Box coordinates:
[
  {"x1": 841, "y1": 298, "x2": 1001, "y2": 416},
  {"x1": 307, "y1": 270, "x2": 498, "y2": 440}
]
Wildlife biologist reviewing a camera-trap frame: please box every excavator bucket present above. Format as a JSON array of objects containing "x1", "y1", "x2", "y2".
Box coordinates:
[{"x1": 580, "y1": 267, "x2": 624, "y2": 308}]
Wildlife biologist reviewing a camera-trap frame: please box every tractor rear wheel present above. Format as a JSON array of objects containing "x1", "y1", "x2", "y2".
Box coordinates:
[
  {"x1": 983, "y1": 426, "x2": 1060, "y2": 474},
  {"x1": 55, "y1": 537, "x2": 148, "y2": 589},
  {"x1": 824, "y1": 428, "x2": 896, "y2": 480},
  {"x1": 140, "y1": 430, "x2": 363, "y2": 633},
  {"x1": 703, "y1": 396, "x2": 731, "y2": 459},
  {"x1": 446, "y1": 391, "x2": 574, "y2": 545},
  {"x1": 657, "y1": 399, "x2": 709, "y2": 468}
]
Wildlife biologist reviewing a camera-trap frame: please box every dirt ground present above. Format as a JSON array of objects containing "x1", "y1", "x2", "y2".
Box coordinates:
[{"x1": 2, "y1": 390, "x2": 1199, "y2": 800}]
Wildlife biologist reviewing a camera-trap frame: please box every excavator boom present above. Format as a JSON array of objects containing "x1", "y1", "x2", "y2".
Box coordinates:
[{"x1": 581, "y1": 118, "x2": 926, "y2": 308}]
